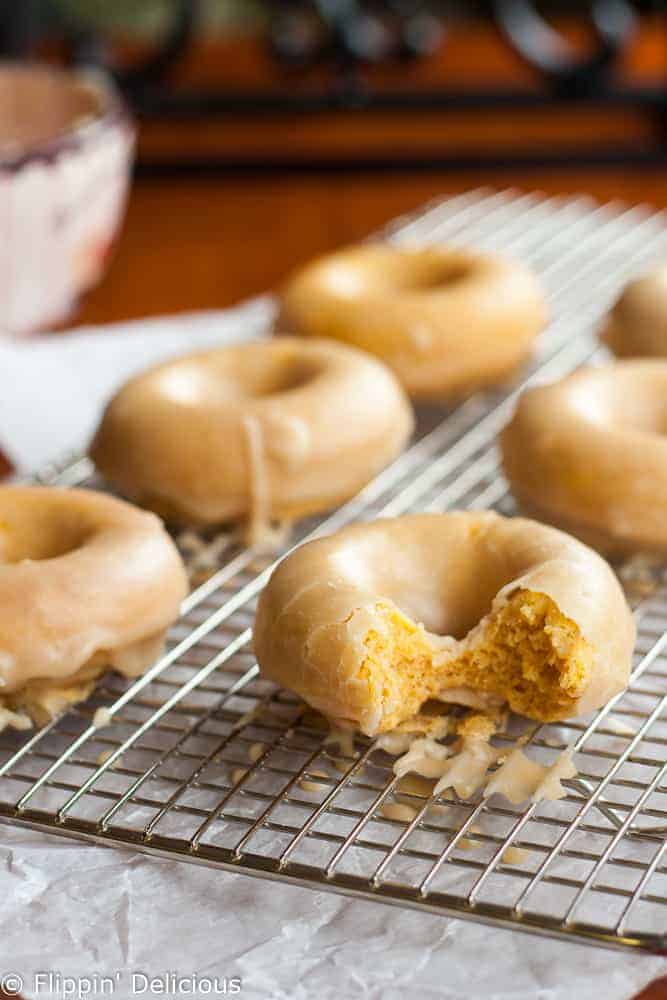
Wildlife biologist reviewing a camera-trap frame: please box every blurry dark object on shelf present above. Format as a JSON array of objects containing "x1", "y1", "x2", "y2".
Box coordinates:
[
  {"x1": 0, "y1": 0, "x2": 666, "y2": 171},
  {"x1": 0, "y1": 0, "x2": 199, "y2": 86},
  {"x1": 495, "y1": 0, "x2": 636, "y2": 94},
  {"x1": 267, "y1": 1, "x2": 445, "y2": 67}
]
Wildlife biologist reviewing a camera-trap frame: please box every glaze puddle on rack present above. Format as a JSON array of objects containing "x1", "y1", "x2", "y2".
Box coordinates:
[{"x1": 2, "y1": 189, "x2": 667, "y2": 954}]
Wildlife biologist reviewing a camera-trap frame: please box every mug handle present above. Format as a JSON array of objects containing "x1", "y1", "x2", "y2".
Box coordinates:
[{"x1": 494, "y1": 0, "x2": 636, "y2": 95}]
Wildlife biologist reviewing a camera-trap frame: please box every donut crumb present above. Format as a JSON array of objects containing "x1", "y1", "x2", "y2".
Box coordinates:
[
  {"x1": 0, "y1": 705, "x2": 32, "y2": 732},
  {"x1": 502, "y1": 845, "x2": 531, "y2": 865},
  {"x1": 299, "y1": 769, "x2": 330, "y2": 793},
  {"x1": 92, "y1": 707, "x2": 113, "y2": 728},
  {"x1": 382, "y1": 801, "x2": 418, "y2": 823}
]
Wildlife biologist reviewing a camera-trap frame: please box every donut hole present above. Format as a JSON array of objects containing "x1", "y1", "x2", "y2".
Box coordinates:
[
  {"x1": 320, "y1": 249, "x2": 472, "y2": 299},
  {"x1": 238, "y1": 356, "x2": 322, "y2": 397},
  {"x1": 0, "y1": 512, "x2": 90, "y2": 564},
  {"x1": 613, "y1": 269, "x2": 667, "y2": 321},
  {"x1": 397, "y1": 259, "x2": 471, "y2": 292},
  {"x1": 157, "y1": 351, "x2": 323, "y2": 405}
]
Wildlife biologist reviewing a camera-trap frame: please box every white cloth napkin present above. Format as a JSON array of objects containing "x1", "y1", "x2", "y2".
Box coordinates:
[
  {"x1": 0, "y1": 301, "x2": 273, "y2": 472},
  {"x1": 0, "y1": 310, "x2": 664, "y2": 999}
]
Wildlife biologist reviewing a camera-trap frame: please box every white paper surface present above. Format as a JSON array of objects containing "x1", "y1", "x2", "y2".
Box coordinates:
[
  {"x1": 0, "y1": 310, "x2": 664, "y2": 999},
  {"x1": 1, "y1": 820, "x2": 665, "y2": 1000}
]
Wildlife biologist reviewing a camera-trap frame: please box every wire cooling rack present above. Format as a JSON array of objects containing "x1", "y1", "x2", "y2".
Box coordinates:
[{"x1": 3, "y1": 189, "x2": 667, "y2": 954}]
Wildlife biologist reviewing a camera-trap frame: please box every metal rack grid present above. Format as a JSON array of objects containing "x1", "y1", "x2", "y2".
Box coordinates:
[{"x1": 3, "y1": 189, "x2": 667, "y2": 954}]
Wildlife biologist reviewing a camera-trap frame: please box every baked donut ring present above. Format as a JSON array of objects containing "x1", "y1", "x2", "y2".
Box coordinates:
[
  {"x1": 0, "y1": 486, "x2": 187, "y2": 728},
  {"x1": 602, "y1": 265, "x2": 667, "y2": 358},
  {"x1": 278, "y1": 244, "x2": 547, "y2": 401},
  {"x1": 90, "y1": 338, "x2": 413, "y2": 531},
  {"x1": 254, "y1": 512, "x2": 634, "y2": 736},
  {"x1": 501, "y1": 361, "x2": 667, "y2": 555}
]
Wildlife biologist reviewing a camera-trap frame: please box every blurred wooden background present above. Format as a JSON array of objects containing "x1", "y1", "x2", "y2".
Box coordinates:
[{"x1": 73, "y1": 12, "x2": 667, "y2": 326}]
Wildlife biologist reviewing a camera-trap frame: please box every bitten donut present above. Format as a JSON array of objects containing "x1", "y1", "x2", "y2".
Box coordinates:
[
  {"x1": 254, "y1": 512, "x2": 634, "y2": 736},
  {"x1": 90, "y1": 338, "x2": 413, "y2": 532},
  {"x1": 501, "y1": 361, "x2": 667, "y2": 554},
  {"x1": 0, "y1": 487, "x2": 187, "y2": 729},
  {"x1": 602, "y1": 265, "x2": 667, "y2": 358},
  {"x1": 278, "y1": 244, "x2": 547, "y2": 401}
]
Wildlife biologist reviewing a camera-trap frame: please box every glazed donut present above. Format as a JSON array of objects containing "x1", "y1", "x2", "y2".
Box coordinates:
[
  {"x1": 501, "y1": 361, "x2": 667, "y2": 555},
  {"x1": 602, "y1": 265, "x2": 667, "y2": 358},
  {"x1": 254, "y1": 512, "x2": 634, "y2": 736},
  {"x1": 278, "y1": 244, "x2": 547, "y2": 401},
  {"x1": 90, "y1": 338, "x2": 413, "y2": 531},
  {"x1": 0, "y1": 486, "x2": 187, "y2": 727}
]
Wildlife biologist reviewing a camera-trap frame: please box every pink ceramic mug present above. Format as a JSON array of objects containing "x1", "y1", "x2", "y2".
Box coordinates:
[{"x1": 0, "y1": 62, "x2": 135, "y2": 335}]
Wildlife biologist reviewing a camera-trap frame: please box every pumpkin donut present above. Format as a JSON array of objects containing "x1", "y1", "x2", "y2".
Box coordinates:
[
  {"x1": 254, "y1": 512, "x2": 634, "y2": 736},
  {"x1": 0, "y1": 486, "x2": 187, "y2": 729},
  {"x1": 90, "y1": 338, "x2": 413, "y2": 534},
  {"x1": 278, "y1": 244, "x2": 547, "y2": 401},
  {"x1": 501, "y1": 361, "x2": 667, "y2": 555}
]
